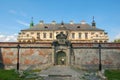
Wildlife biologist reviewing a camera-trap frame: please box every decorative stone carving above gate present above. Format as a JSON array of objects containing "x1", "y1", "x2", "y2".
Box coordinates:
[
  {"x1": 56, "y1": 32, "x2": 67, "y2": 44},
  {"x1": 52, "y1": 32, "x2": 71, "y2": 46}
]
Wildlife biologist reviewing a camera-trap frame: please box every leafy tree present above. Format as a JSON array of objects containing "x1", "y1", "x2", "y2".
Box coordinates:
[{"x1": 114, "y1": 39, "x2": 120, "y2": 43}]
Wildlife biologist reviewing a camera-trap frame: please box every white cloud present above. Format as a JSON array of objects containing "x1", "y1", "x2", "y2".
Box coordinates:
[
  {"x1": 9, "y1": 10, "x2": 17, "y2": 14},
  {"x1": 20, "y1": 11, "x2": 27, "y2": 17},
  {"x1": 16, "y1": 20, "x2": 29, "y2": 26},
  {"x1": 0, "y1": 34, "x2": 17, "y2": 42},
  {"x1": 9, "y1": 9, "x2": 28, "y2": 18},
  {"x1": 115, "y1": 33, "x2": 120, "y2": 39}
]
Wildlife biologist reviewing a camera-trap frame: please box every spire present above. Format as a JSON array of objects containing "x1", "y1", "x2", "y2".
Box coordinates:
[
  {"x1": 92, "y1": 16, "x2": 96, "y2": 28},
  {"x1": 61, "y1": 21, "x2": 64, "y2": 25},
  {"x1": 61, "y1": 21, "x2": 64, "y2": 27},
  {"x1": 30, "y1": 17, "x2": 34, "y2": 28}
]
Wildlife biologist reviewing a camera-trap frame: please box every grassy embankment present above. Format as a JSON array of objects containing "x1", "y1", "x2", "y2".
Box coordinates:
[
  {"x1": 0, "y1": 69, "x2": 21, "y2": 80},
  {"x1": 0, "y1": 69, "x2": 41, "y2": 80},
  {"x1": 105, "y1": 70, "x2": 120, "y2": 80}
]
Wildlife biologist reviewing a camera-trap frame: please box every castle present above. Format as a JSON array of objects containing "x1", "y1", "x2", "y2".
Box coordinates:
[
  {"x1": 1, "y1": 18, "x2": 119, "y2": 71},
  {"x1": 18, "y1": 18, "x2": 108, "y2": 43}
]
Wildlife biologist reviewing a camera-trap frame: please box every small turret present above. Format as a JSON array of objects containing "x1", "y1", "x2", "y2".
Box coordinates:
[
  {"x1": 30, "y1": 17, "x2": 34, "y2": 28},
  {"x1": 92, "y1": 16, "x2": 96, "y2": 28}
]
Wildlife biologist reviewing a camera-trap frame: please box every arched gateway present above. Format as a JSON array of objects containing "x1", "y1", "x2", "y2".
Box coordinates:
[
  {"x1": 56, "y1": 51, "x2": 66, "y2": 65},
  {"x1": 52, "y1": 31, "x2": 72, "y2": 66}
]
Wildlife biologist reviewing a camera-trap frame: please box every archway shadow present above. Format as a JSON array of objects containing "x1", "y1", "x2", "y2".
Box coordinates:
[
  {"x1": 0, "y1": 47, "x2": 4, "y2": 69},
  {"x1": 56, "y1": 51, "x2": 66, "y2": 65}
]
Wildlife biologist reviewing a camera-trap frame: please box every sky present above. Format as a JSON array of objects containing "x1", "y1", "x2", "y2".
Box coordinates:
[{"x1": 0, "y1": 0, "x2": 120, "y2": 42}]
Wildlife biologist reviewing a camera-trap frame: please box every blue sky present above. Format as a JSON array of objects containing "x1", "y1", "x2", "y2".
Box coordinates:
[{"x1": 0, "y1": 0, "x2": 120, "y2": 41}]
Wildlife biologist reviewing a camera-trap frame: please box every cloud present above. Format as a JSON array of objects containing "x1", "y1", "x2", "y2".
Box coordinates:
[
  {"x1": 9, "y1": 10, "x2": 17, "y2": 14},
  {"x1": 16, "y1": 20, "x2": 29, "y2": 26},
  {"x1": 115, "y1": 33, "x2": 120, "y2": 39},
  {"x1": 9, "y1": 9, "x2": 28, "y2": 17},
  {"x1": 20, "y1": 11, "x2": 27, "y2": 17},
  {"x1": 0, "y1": 34, "x2": 17, "y2": 42}
]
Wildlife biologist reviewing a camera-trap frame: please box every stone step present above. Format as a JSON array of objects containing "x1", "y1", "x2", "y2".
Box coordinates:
[{"x1": 39, "y1": 65, "x2": 81, "y2": 77}]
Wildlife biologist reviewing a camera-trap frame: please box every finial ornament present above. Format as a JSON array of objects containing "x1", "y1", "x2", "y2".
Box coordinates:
[
  {"x1": 92, "y1": 16, "x2": 96, "y2": 28},
  {"x1": 61, "y1": 21, "x2": 64, "y2": 27},
  {"x1": 61, "y1": 21, "x2": 64, "y2": 25},
  {"x1": 30, "y1": 17, "x2": 34, "y2": 28},
  {"x1": 93, "y1": 16, "x2": 95, "y2": 22}
]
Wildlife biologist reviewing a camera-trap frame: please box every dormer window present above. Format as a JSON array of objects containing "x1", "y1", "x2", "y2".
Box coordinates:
[
  {"x1": 44, "y1": 26, "x2": 48, "y2": 28},
  {"x1": 77, "y1": 26, "x2": 80, "y2": 28},
  {"x1": 105, "y1": 32, "x2": 108, "y2": 35}
]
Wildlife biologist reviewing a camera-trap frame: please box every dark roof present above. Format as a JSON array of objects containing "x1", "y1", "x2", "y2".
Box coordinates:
[{"x1": 22, "y1": 23, "x2": 104, "y2": 31}]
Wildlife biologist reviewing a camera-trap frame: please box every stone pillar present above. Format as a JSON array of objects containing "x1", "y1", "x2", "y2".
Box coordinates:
[
  {"x1": 67, "y1": 46, "x2": 71, "y2": 65},
  {"x1": 52, "y1": 46, "x2": 55, "y2": 65}
]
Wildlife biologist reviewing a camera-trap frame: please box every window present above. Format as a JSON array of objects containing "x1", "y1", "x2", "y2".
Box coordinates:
[
  {"x1": 37, "y1": 33, "x2": 40, "y2": 40},
  {"x1": 37, "y1": 33, "x2": 40, "y2": 35},
  {"x1": 72, "y1": 33, "x2": 75, "y2": 38},
  {"x1": 100, "y1": 32, "x2": 103, "y2": 35},
  {"x1": 31, "y1": 32, "x2": 34, "y2": 34},
  {"x1": 50, "y1": 33, "x2": 52, "y2": 38},
  {"x1": 79, "y1": 33, "x2": 81, "y2": 39},
  {"x1": 22, "y1": 32, "x2": 25, "y2": 34},
  {"x1": 44, "y1": 26, "x2": 48, "y2": 28},
  {"x1": 27, "y1": 34, "x2": 29, "y2": 37},
  {"x1": 94, "y1": 40, "x2": 98, "y2": 43},
  {"x1": 96, "y1": 34, "x2": 98, "y2": 37},
  {"x1": 56, "y1": 32, "x2": 58, "y2": 34},
  {"x1": 43, "y1": 33, "x2": 46, "y2": 38},
  {"x1": 85, "y1": 33, "x2": 88, "y2": 39},
  {"x1": 77, "y1": 26, "x2": 80, "y2": 28},
  {"x1": 104, "y1": 41, "x2": 107, "y2": 43},
  {"x1": 99, "y1": 41, "x2": 103, "y2": 43},
  {"x1": 91, "y1": 32, "x2": 94, "y2": 35}
]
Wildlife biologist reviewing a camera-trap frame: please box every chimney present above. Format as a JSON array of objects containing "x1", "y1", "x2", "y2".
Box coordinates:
[
  {"x1": 39, "y1": 20, "x2": 44, "y2": 24},
  {"x1": 70, "y1": 20, "x2": 74, "y2": 24},
  {"x1": 80, "y1": 20, "x2": 86, "y2": 24},
  {"x1": 51, "y1": 20, "x2": 56, "y2": 24}
]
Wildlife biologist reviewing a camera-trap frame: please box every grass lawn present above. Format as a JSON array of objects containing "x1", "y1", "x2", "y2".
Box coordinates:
[
  {"x1": 0, "y1": 69, "x2": 21, "y2": 80},
  {"x1": 105, "y1": 70, "x2": 120, "y2": 80}
]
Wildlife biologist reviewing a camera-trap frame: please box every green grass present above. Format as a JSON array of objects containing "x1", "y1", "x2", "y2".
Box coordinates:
[
  {"x1": 105, "y1": 70, "x2": 120, "y2": 80},
  {"x1": 0, "y1": 69, "x2": 22, "y2": 80}
]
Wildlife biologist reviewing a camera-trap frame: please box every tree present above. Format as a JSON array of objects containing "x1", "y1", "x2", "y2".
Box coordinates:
[{"x1": 114, "y1": 39, "x2": 120, "y2": 43}]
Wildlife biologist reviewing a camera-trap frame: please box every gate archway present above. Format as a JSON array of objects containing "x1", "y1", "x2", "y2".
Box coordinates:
[{"x1": 56, "y1": 51, "x2": 66, "y2": 65}]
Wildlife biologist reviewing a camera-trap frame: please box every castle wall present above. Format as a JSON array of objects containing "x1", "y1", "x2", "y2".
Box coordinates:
[
  {"x1": 72, "y1": 43, "x2": 120, "y2": 70},
  {"x1": 0, "y1": 42, "x2": 120, "y2": 70},
  {"x1": 0, "y1": 42, "x2": 53, "y2": 70}
]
